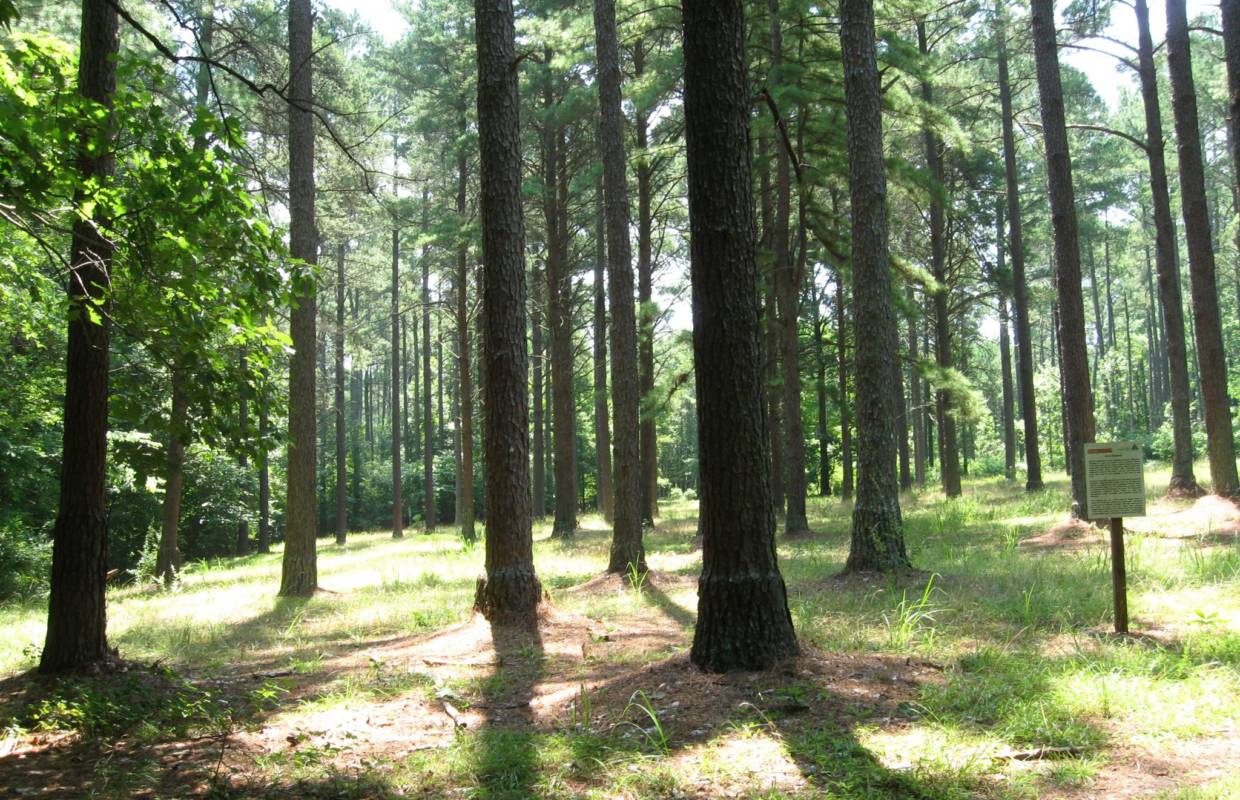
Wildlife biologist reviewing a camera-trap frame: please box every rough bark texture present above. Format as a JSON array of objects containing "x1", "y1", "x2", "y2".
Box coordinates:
[
  {"x1": 595, "y1": 0, "x2": 645, "y2": 573},
  {"x1": 1136, "y1": 0, "x2": 1199, "y2": 495},
  {"x1": 1166, "y1": 0, "x2": 1240, "y2": 497},
  {"x1": 841, "y1": 0, "x2": 908, "y2": 572},
  {"x1": 593, "y1": 178, "x2": 614, "y2": 522},
  {"x1": 280, "y1": 0, "x2": 318, "y2": 596},
  {"x1": 919, "y1": 22, "x2": 961, "y2": 500},
  {"x1": 635, "y1": 41, "x2": 659, "y2": 527},
  {"x1": 996, "y1": 8, "x2": 1043, "y2": 491},
  {"x1": 41, "y1": 0, "x2": 119, "y2": 672},
  {"x1": 156, "y1": 372, "x2": 188, "y2": 583},
  {"x1": 472, "y1": 0, "x2": 541, "y2": 629},
  {"x1": 1031, "y1": 0, "x2": 1096, "y2": 517},
  {"x1": 682, "y1": 0, "x2": 798, "y2": 672},
  {"x1": 456, "y1": 126, "x2": 476, "y2": 543}
]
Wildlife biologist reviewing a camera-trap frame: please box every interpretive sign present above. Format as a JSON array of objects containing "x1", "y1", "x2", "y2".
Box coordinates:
[{"x1": 1084, "y1": 441, "x2": 1146, "y2": 520}]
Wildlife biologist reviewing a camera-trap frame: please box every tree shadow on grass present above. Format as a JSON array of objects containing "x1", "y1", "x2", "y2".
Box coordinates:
[{"x1": 469, "y1": 620, "x2": 545, "y2": 800}]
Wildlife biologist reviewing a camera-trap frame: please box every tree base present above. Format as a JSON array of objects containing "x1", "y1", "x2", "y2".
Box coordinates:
[
  {"x1": 690, "y1": 570, "x2": 798, "y2": 672},
  {"x1": 1166, "y1": 477, "x2": 1205, "y2": 499},
  {"x1": 474, "y1": 567, "x2": 542, "y2": 630},
  {"x1": 1025, "y1": 479, "x2": 1045, "y2": 492}
]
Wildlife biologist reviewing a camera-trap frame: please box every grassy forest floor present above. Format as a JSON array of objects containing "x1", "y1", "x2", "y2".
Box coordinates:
[{"x1": 1, "y1": 466, "x2": 1239, "y2": 799}]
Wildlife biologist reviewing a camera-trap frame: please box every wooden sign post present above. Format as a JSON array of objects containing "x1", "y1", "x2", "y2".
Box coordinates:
[{"x1": 1083, "y1": 442, "x2": 1146, "y2": 635}]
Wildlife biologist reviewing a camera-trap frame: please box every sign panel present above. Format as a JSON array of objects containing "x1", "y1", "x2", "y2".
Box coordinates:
[{"x1": 1084, "y1": 441, "x2": 1146, "y2": 519}]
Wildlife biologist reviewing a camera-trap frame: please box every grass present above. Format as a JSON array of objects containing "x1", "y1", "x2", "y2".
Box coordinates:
[{"x1": 1, "y1": 462, "x2": 1238, "y2": 798}]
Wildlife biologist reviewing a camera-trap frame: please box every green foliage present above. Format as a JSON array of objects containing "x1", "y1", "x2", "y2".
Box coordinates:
[{"x1": 0, "y1": 518, "x2": 50, "y2": 601}]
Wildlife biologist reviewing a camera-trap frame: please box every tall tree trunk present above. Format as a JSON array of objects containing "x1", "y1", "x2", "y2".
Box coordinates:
[
  {"x1": 836, "y1": 273, "x2": 853, "y2": 499},
  {"x1": 531, "y1": 261, "x2": 546, "y2": 519},
  {"x1": 1135, "y1": 0, "x2": 1200, "y2": 494},
  {"x1": 1166, "y1": 0, "x2": 1240, "y2": 497},
  {"x1": 634, "y1": 40, "x2": 659, "y2": 527},
  {"x1": 683, "y1": 0, "x2": 797, "y2": 672},
  {"x1": 279, "y1": 0, "x2": 318, "y2": 596},
  {"x1": 996, "y1": 5, "x2": 1043, "y2": 491},
  {"x1": 155, "y1": 372, "x2": 187, "y2": 583},
  {"x1": 471, "y1": 0, "x2": 541, "y2": 629},
  {"x1": 391, "y1": 226, "x2": 404, "y2": 539},
  {"x1": 258, "y1": 389, "x2": 271, "y2": 553},
  {"x1": 1030, "y1": 0, "x2": 1096, "y2": 517},
  {"x1": 771, "y1": 0, "x2": 811, "y2": 533},
  {"x1": 595, "y1": 0, "x2": 645, "y2": 573},
  {"x1": 919, "y1": 21, "x2": 961, "y2": 500},
  {"x1": 421, "y1": 198, "x2": 438, "y2": 530},
  {"x1": 237, "y1": 354, "x2": 250, "y2": 554},
  {"x1": 813, "y1": 297, "x2": 831, "y2": 496},
  {"x1": 998, "y1": 204, "x2": 1017, "y2": 481},
  {"x1": 909, "y1": 288, "x2": 926, "y2": 485},
  {"x1": 593, "y1": 177, "x2": 614, "y2": 522},
  {"x1": 456, "y1": 114, "x2": 476, "y2": 543},
  {"x1": 350, "y1": 290, "x2": 362, "y2": 523},
  {"x1": 841, "y1": 0, "x2": 908, "y2": 572}
]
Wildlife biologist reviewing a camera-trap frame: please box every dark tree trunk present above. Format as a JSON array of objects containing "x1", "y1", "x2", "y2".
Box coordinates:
[
  {"x1": 1031, "y1": 0, "x2": 1096, "y2": 517},
  {"x1": 422, "y1": 198, "x2": 438, "y2": 530},
  {"x1": 1225, "y1": 0, "x2": 1240, "y2": 215},
  {"x1": 841, "y1": 0, "x2": 908, "y2": 572},
  {"x1": 543, "y1": 83, "x2": 578, "y2": 539},
  {"x1": 771, "y1": 0, "x2": 810, "y2": 534},
  {"x1": 919, "y1": 22, "x2": 961, "y2": 500},
  {"x1": 682, "y1": 0, "x2": 798, "y2": 672},
  {"x1": 258, "y1": 389, "x2": 271, "y2": 553},
  {"x1": 279, "y1": 0, "x2": 318, "y2": 596},
  {"x1": 813, "y1": 297, "x2": 831, "y2": 496},
  {"x1": 593, "y1": 177, "x2": 614, "y2": 522},
  {"x1": 595, "y1": 0, "x2": 645, "y2": 573},
  {"x1": 634, "y1": 41, "x2": 659, "y2": 528},
  {"x1": 156, "y1": 372, "x2": 187, "y2": 583},
  {"x1": 1135, "y1": 0, "x2": 1200, "y2": 495},
  {"x1": 332, "y1": 241, "x2": 347, "y2": 543},
  {"x1": 1166, "y1": 0, "x2": 1240, "y2": 497},
  {"x1": 996, "y1": 6, "x2": 1043, "y2": 491},
  {"x1": 456, "y1": 117, "x2": 476, "y2": 543},
  {"x1": 41, "y1": 7, "x2": 115, "y2": 667},
  {"x1": 909, "y1": 288, "x2": 926, "y2": 486},
  {"x1": 472, "y1": 0, "x2": 541, "y2": 629},
  {"x1": 350, "y1": 290, "x2": 362, "y2": 523},
  {"x1": 531, "y1": 260, "x2": 545, "y2": 519},
  {"x1": 836, "y1": 273, "x2": 853, "y2": 499},
  {"x1": 391, "y1": 226, "x2": 404, "y2": 539}
]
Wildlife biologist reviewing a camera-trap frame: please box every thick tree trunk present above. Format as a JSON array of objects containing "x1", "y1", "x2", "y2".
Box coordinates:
[
  {"x1": 682, "y1": 0, "x2": 798, "y2": 672},
  {"x1": 1166, "y1": 0, "x2": 1240, "y2": 497},
  {"x1": 1031, "y1": 0, "x2": 1096, "y2": 517},
  {"x1": 919, "y1": 22, "x2": 961, "y2": 500},
  {"x1": 472, "y1": 0, "x2": 541, "y2": 629},
  {"x1": 279, "y1": 0, "x2": 318, "y2": 596},
  {"x1": 1134, "y1": 0, "x2": 1200, "y2": 495},
  {"x1": 841, "y1": 0, "x2": 908, "y2": 572},
  {"x1": 156, "y1": 372, "x2": 188, "y2": 583},
  {"x1": 996, "y1": 7, "x2": 1043, "y2": 491},
  {"x1": 456, "y1": 121, "x2": 476, "y2": 543},
  {"x1": 595, "y1": 0, "x2": 645, "y2": 573},
  {"x1": 593, "y1": 178, "x2": 614, "y2": 522},
  {"x1": 634, "y1": 41, "x2": 659, "y2": 527}
]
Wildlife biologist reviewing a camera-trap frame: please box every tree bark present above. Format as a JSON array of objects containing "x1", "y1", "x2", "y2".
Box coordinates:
[
  {"x1": 1166, "y1": 0, "x2": 1240, "y2": 497},
  {"x1": 682, "y1": 0, "x2": 798, "y2": 672},
  {"x1": 456, "y1": 115, "x2": 476, "y2": 543},
  {"x1": 531, "y1": 260, "x2": 545, "y2": 519},
  {"x1": 836, "y1": 272, "x2": 852, "y2": 499},
  {"x1": 391, "y1": 226, "x2": 404, "y2": 539},
  {"x1": 996, "y1": 5, "x2": 1043, "y2": 491},
  {"x1": 841, "y1": 0, "x2": 908, "y2": 572},
  {"x1": 634, "y1": 40, "x2": 659, "y2": 527},
  {"x1": 1134, "y1": 0, "x2": 1200, "y2": 495},
  {"x1": 595, "y1": 0, "x2": 645, "y2": 573},
  {"x1": 279, "y1": 0, "x2": 318, "y2": 596},
  {"x1": 258, "y1": 388, "x2": 271, "y2": 553},
  {"x1": 421, "y1": 196, "x2": 438, "y2": 530},
  {"x1": 1030, "y1": 0, "x2": 1096, "y2": 517},
  {"x1": 155, "y1": 372, "x2": 187, "y2": 583},
  {"x1": 909, "y1": 287, "x2": 926, "y2": 486},
  {"x1": 472, "y1": 0, "x2": 541, "y2": 629}
]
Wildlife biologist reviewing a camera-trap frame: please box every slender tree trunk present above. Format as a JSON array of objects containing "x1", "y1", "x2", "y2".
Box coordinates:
[
  {"x1": 472, "y1": 0, "x2": 541, "y2": 629},
  {"x1": 350, "y1": 290, "x2": 362, "y2": 523},
  {"x1": 813, "y1": 299, "x2": 831, "y2": 496},
  {"x1": 836, "y1": 273, "x2": 853, "y2": 499},
  {"x1": 1031, "y1": 0, "x2": 1096, "y2": 517},
  {"x1": 420, "y1": 196, "x2": 438, "y2": 530},
  {"x1": 1166, "y1": 0, "x2": 1240, "y2": 497},
  {"x1": 909, "y1": 289, "x2": 926, "y2": 485},
  {"x1": 1135, "y1": 0, "x2": 1200, "y2": 494},
  {"x1": 595, "y1": 0, "x2": 645, "y2": 573},
  {"x1": 237, "y1": 355, "x2": 250, "y2": 554},
  {"x1": 841, "y1": 0, "x2": 908, "y2": 572},
  {"x1": 156, "y1": 372, "x2": 187, "y2": 583},
  {"x1": 919, "y1": 22, "x2": 961, "y2": 499},
  {"x1": 258, "y1": 389, "x2": 271, "y2": 553},
  {"x1": 531, "y1": 261, "x2": 545, "y2": 519},
  {"x1": 998, "y1": 205, "x2": 1017, "y2": 480},
  {"x1": 279, "y1": 0, "x2": 318, "y2": 596},
  {"x1": 996, "y1": 5, "x2": 1043, "y2": 491},
  {"x1": 593, "y1": 177, "x2": 614, "y2": 522},
  {"x1": 390, "y1": 226, "x2": 404, "y2": 539},
  {"x1": 634, "y1": 41, "x2": 659, "y2": 527},
  {"x1": 683, "y1": 0, "x2": 797, "y2": 672},
  {"x1": 456, "y1": 115, "x2": 476, "y2": 543}
]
